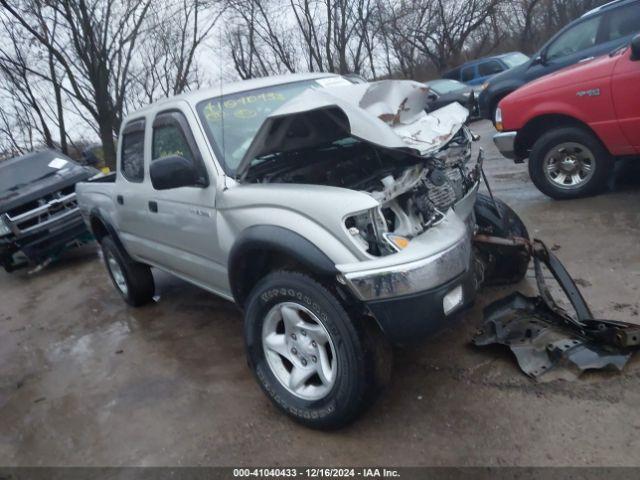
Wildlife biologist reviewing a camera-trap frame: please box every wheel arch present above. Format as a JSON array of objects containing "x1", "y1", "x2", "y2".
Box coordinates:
[
  {"x1": 228, "y1": 225, "x2": 339, "y2": 308},
  {"x1": 515, "y1": 114, "x2": 608, "y2": 159},
  {"x1": 88, "y1": 208, "x2": 132, "y2": 259}
]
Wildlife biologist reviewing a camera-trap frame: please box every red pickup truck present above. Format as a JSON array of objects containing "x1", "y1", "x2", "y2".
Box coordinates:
[{"x1": 493, "y1": 34, "x2": 640, "y2": 199}]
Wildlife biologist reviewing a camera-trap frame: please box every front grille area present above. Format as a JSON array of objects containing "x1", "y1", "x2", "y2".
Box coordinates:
[
  {"x1": 3, "y1": 186, "x2": 79, "y2": 237},
  {"x1": 425, "y1": 176, "x2": 457, "y2": 211}
]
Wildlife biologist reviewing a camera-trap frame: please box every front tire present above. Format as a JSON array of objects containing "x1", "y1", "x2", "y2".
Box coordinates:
[
  {"x1": 528, "y1": 127, "x2": 612, "y2": 199},
  {"x1": 244, "y1": 271, "x2": 372, "y2": 429},
  {"x1": 474, "y1": 193, "x2": 531, "y2": 285},
  {"x1": 101, "y1": 236, "x2": 155, "y2": 307}
]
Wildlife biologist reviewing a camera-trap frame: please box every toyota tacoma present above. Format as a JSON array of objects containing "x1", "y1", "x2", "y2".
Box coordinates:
[{"x1": 76, "y1": 74, "x2": 531, "y2": 428}]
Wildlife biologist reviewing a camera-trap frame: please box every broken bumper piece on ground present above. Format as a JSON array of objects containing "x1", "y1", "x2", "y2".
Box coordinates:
[{"x1": 473, "y1": 239, "x2": 640, "y2": 381}]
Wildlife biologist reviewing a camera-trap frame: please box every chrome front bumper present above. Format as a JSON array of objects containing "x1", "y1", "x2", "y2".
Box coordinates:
[
  {"x1": 493, "y1": 131, "x2": 517, "y2": 160},
  {"x1": 341, "y1": 235, "x2": 472, "y2": 301}
]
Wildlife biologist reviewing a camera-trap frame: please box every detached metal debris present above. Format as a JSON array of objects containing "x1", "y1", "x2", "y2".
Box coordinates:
[{"x1": 473, "y1": 238, "x2": 640, "y2": 381}]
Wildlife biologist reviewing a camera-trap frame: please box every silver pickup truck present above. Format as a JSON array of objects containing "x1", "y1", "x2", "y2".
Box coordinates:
[{"x1": 76, "y1": 73, "x2": 530, "y2": 428}]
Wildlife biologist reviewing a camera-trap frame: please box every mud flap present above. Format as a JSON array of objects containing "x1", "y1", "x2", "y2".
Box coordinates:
[{"x1": 473, "y1": 239, "x2": 640, "y2": 381}]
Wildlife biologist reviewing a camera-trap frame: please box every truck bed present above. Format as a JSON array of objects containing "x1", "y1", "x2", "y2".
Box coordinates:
[{"x1": 76, "y1": 174, "x2": 117, "y2": 230}]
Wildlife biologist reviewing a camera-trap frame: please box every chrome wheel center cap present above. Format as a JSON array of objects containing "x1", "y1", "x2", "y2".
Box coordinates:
[{"x1": 560, "y1": 156, "x2": 577, "y2": 172}]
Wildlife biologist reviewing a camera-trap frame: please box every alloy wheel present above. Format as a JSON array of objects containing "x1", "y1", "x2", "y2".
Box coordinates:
[
  {"x1": 543, "y1": 142, "x2": 595, "y2": 190},
  {"x1": 261, "y1": 302, "x2": 337, "y2": 401}
]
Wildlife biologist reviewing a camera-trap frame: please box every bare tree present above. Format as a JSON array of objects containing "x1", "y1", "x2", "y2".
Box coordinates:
[
  {"x1": 226, "y1": 0, "x2": 300, "y2": 79},
  {"x1": 0, "y1": 21, "x2": 59, "y2": 150},
  {"x1": 135, "y1": 0, "x2": 225, "y2": 103},
  {"x1": 289, "y1": 0, "x2": 379, "y2": 74},
  {"x1": 0, "y1": 0, "x2": 153, "y2": 167}
]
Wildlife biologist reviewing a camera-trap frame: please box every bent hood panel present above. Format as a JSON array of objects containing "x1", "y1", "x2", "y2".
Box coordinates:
[{"x1": 237, "y1": 80, "x2": 469, "y2": 178}]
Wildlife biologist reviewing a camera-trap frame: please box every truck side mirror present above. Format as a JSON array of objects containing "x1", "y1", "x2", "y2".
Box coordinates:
[
  {"x1": 150, "y1": 155, "x2": 200, "y2": 190},
  {"x1": 631, "y1": 34, "x2": 640, "y2": 61},
  {"x1": 531, "y1": 54, "x2": 545, "y2": 66}
]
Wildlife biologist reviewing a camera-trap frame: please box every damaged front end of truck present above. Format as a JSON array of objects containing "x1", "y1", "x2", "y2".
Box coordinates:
[
  {"x1": 236, "y1": 81, "x2": 486, "y2": 258},
  {"x1": 230, "y1": 77, "x2": 639, "y2": 375}
]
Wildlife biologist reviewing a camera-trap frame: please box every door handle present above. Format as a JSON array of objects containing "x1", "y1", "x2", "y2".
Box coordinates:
[
  {"x1": 116, "y1": 195, "x2": 124, "y2": 205},
  {"x1": 148, "y1": 201, "x2": 158, "y2": 213}
]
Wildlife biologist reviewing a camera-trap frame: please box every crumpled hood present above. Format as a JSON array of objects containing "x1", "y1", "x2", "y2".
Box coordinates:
[{"x1": 237, "y1": 80, "x2": 469, "y2": 178}]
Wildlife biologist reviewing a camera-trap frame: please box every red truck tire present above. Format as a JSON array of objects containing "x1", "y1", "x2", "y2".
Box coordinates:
[{"x1": 528, "y1": 127, "x2": 613, "y2": 200}]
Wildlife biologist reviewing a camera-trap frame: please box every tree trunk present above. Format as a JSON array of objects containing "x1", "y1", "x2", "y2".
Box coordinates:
[{"x1": 98, "y1": 113, "x2": 117, "y2": 170}]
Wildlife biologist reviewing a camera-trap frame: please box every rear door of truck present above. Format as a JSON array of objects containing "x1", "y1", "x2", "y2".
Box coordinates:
[{"x1": 115, "y1": 118, "x2": 159, "y2": 261}]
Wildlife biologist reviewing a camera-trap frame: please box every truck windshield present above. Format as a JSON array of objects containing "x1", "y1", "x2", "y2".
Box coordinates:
[
  {"x1": 0, "y1": 152, "x2": 72, "y2": 196},
  {"x1": 197, "y1": 78, "x2": 337, "y2": 176},
  {"x1": 501, "y1": 52, "x2": 529, "y2": 68},
  {"x1": 428, "y1": 79, "x2": 466, "y2": 94}
]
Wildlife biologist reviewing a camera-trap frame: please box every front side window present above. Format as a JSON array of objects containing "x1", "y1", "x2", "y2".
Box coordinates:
[
  {"x1": 546, "y1": 16, "x2": 602, "y2": 61},
  {"x1": 197, "y1": 79, "x2": 326, "y2": 175},
  {"x1": 605, "y1": 4, "x2": 640, "y2": 42},
  {"x1": 152, "y1": 111, "x2": 207, "y2": 187},
  {"x1": 478, "y1": 60, "x2": 504, "y2": 76},
  {"x1": 152, "y1": 123, "x2": 195, "y2": 163},
  {"x1": 120, "y1": 120, "x2": 145, "y2": 182}
]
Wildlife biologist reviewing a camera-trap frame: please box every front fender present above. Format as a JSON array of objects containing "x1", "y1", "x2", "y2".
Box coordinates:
[{"x1": 227, "y1": 225, "x2": 339, "y2": 305}]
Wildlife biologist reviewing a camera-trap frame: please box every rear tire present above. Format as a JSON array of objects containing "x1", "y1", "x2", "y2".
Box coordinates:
[
  {"x1": 101, "y1": 236, "x2": 155, "y2": 307},
  {"x1": 528, "y1": 127, "x2": 612, "y2": 199},
  {"x1": 244, "y1": 271, "x2": 376, "y2": 429}
]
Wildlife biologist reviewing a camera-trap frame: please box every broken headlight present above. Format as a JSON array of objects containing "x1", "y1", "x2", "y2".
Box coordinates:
[{"x1": 345, "y1": 208, "x2": 406, "y2": 256}]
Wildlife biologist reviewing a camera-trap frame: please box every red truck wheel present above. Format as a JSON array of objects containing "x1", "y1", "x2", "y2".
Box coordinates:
[{"x1": 528, "y1": 127, "x2": 613, "y2": 200}]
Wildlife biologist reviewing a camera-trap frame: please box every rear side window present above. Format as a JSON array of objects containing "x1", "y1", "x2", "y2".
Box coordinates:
[
  {"x1": 120, "y1": 119, "x2": 145, "y2": 182},
  {"x1": 605, "y1": 3, "x2": 640, "y2": 42},
  {"x1": 461, "y1": 66, "x2": 475, "y2": 82},
  {"x1": 546, "y1": 16, "x2": 602, "y2": 61},
  {"x1": 478, "y1": 60, "x2": 505, "y2": 76}
]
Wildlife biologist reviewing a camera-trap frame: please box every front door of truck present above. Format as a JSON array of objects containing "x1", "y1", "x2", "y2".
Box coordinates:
[
  {"x1": 142, "y1": 107, "x2": 229, "y2": 297},
  {"x1": 611, "y1": 45, "x2": 640, "y2": 153}
]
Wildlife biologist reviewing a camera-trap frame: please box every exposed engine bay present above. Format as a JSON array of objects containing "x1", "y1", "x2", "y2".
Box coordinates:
[{"x1": 245, "y1": 125, "x2": 479, "y2": 256}]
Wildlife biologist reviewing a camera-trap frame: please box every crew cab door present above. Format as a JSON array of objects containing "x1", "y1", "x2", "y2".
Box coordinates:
[
  {"x1": 611, "y1": 46, "x2": 640, "y2": 153},
  {"x1": 115, "y1": 118, "x2": 158, "y2": 261},
  {"x1": 142, "y1": 107, "x2": 229, "y2": 297}
]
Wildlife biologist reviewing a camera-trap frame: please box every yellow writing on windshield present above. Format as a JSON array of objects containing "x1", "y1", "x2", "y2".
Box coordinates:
[{"x1": 203, "y1": 91, "x2": 286, "y2": 123}]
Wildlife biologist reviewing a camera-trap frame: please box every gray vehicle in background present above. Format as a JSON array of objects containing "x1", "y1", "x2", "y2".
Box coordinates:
[
  {"x1": 0, "y1": 150, "x2": 96, "y2": 272},
  {"x1": 76, "y1": 73, "x2": 531, "y2": 428}
]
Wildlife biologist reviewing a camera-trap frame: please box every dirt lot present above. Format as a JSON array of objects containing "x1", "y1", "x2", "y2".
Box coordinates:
[{"x1": 1, "y1": 120, "x2": 640, "y2": 467}]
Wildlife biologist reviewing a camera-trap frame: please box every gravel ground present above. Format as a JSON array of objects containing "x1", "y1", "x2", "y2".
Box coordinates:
[{"x1": 1, "y1": 120, "x2": 640, "y2": 466}]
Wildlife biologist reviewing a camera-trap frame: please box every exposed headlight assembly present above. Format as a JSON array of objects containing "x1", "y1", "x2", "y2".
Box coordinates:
[{"x1": 345, "y1": 208, "x2": 409, "y2": 256}]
